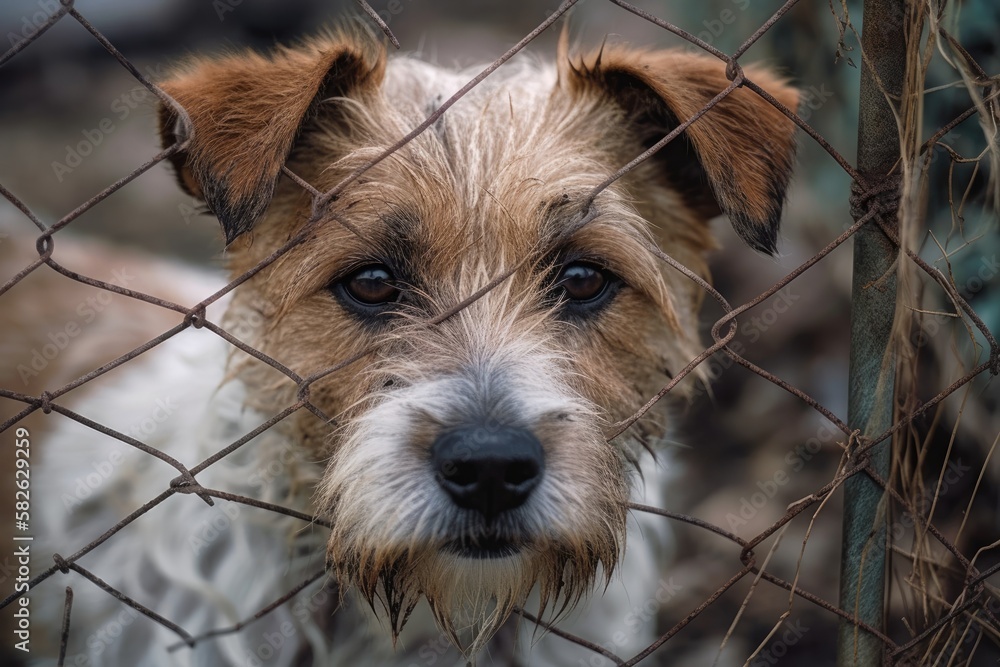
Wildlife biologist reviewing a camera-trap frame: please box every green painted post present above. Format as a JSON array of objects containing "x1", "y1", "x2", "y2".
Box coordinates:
[{"x1": 837, "y1": 0, "x2": 906, "y2": 665}]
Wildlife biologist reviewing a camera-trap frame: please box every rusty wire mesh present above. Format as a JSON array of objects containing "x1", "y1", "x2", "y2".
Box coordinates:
[{"x1": 0, "y1": 0, "x2": 998, "y2": 665}]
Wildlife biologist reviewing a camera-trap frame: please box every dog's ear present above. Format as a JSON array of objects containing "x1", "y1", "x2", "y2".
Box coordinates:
[
  {"x1": 158, "y1": 36, "x2": 384, "y2": 244},
  {"x1": 565, "y1": 46, "x2": 799, "y2": 254}
]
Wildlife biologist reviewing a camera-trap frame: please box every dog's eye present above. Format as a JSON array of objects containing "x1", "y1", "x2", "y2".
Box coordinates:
[
  {"x1": 557, "y1": 263, "x2": 609, "y2": 302},
  {"x1": 341, "y1": 265, "x2": 400, "y2": 306}
]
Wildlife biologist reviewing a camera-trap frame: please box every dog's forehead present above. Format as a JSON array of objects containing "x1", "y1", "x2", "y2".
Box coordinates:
[
  {"x1": 320, "y1": 58, "x2": 648, "y2": 269},
  {"x1": 382, "y1": 56, "x2": 559, "y2": 131}
]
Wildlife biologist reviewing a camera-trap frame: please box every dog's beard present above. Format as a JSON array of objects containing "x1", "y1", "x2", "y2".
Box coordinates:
[
  {"x1": 326, "y1": 520, "x2": 621, "y2": 658},
  {"x1": 319, "y1": 357, "x2": 631, "y2": 657},
  {"x1": 322, "y1": 435, "x2": 628, "y2": 658}
]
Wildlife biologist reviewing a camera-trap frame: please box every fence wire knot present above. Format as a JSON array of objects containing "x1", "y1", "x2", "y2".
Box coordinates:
[
  {"x1": 185, "y1": 307, "x2": 207, "y2": 329},
  {"x1": 725, "y1": 59, "x2": 745, "y2": 84},
  {"x1": 169, "y1": 472, "x2": 197, "y2": 490},
  {"x1": 296, "y1": 382, "x2": 313, "y2": 405},
  {"x1": 844, "y1": 428, "x2": 865, "y2": 455},
  {"x1": 52, "y1": 554, "x2": 70, "y2": 575},
  {"x1": 849, "y1": 174, "x2": 902, "y2": 228},
  {"x1": 34, "y1": 233, "x2": 54, "y2": 260}
]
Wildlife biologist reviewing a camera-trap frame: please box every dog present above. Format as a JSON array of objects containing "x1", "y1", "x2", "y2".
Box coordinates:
[{"x1": 18, "y1": 27, "x2": 798, "y2": 666}]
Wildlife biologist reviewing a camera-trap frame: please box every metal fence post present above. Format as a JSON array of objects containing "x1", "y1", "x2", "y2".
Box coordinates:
[{"x1": 837, "y1": 0, "x2": 906, "y2": 665}]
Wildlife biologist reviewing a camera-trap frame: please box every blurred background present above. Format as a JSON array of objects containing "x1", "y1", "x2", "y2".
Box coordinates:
[{"x1": 1, "y1": 0, "x2": 997, "y2": 664}]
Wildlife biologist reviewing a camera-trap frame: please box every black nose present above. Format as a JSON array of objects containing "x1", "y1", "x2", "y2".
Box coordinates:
[{"x1": 431, "y1": 426, "x2": 544, "y2": 522}]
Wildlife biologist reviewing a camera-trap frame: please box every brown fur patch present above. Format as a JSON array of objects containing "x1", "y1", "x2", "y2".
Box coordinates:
[
  {"x1": 565, "y1": 44, "x2": 800, "y2": 254},
  {"x1": 158, "y1": 32, "x2": 385, "y2": 243}
]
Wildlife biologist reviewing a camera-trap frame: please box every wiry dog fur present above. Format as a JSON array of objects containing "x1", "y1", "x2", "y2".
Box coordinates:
[{"x1": 30, "y1": 28, "x2": 798, "y2": 666}]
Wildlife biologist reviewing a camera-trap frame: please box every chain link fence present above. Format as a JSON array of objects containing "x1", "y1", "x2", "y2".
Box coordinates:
[{"x1": 1, "y1": 0, "x2": 998, "y2": 665}]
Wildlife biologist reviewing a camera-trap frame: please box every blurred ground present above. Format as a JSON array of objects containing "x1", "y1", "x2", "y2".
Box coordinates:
[{"x1": 1, "y1": 1, "x2": 997, "y2": 665}]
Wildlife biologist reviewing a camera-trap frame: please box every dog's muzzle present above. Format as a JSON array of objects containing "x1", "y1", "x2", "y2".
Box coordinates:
[{"x1": 430, "y1": 424, "x2": 545, "y2": 556}]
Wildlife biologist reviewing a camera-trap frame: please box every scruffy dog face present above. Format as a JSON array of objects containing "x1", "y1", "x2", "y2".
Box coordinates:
[{"x1": 157, "y1": 33, "x2": 797, "y2": 653}]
